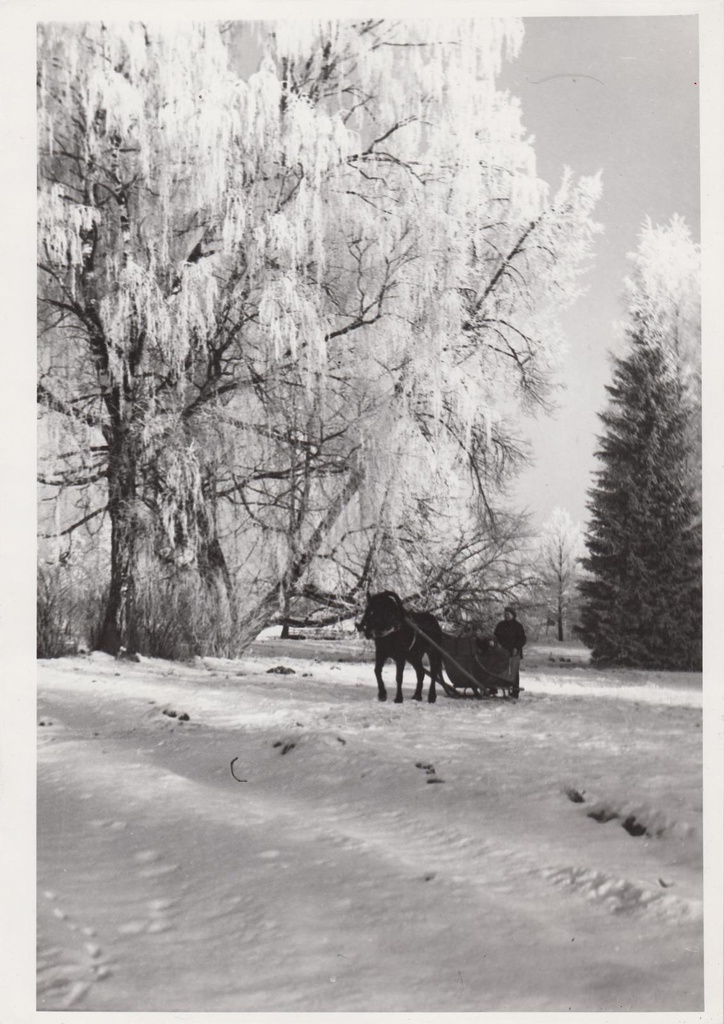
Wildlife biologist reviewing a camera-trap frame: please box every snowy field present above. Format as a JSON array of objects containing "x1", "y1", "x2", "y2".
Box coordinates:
[{"x1": 37, "y1": 636, "x2": 704, "y2": 1012}]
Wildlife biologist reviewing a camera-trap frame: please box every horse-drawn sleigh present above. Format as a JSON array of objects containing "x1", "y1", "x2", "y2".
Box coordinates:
[{"x1": 356, "y1": 591, "x2": 522, "y2": 704}]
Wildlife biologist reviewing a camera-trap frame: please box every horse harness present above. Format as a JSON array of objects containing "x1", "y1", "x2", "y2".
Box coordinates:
[{"x1": 371, "y1": 621, "x2": 419, "y2": 653}]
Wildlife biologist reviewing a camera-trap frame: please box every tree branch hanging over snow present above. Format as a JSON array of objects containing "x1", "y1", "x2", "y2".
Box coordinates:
[{"x1": 37, "y1": 19, "x2": 602, "y2": 654}]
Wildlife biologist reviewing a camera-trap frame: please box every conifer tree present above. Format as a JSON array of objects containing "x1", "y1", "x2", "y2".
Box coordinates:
[{"x1": 577, "y1": 330, "x2": 702, "y2": 670}]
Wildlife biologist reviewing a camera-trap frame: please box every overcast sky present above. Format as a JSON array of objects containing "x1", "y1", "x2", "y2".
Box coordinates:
[{"x1": 498, "y1": 16, "x2": 700, "y2": 529}]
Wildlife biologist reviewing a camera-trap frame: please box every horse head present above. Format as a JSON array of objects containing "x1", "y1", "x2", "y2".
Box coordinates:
[{"x1": 356, "y1": 590, "x2": 406, "y2": 639}]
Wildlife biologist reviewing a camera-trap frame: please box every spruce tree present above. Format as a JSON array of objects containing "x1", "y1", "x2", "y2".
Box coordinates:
[{"x1": 577, "y1": 329, "x2": 702, "y2": 670}]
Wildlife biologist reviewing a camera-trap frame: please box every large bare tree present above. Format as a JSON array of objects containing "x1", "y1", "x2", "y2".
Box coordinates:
[{"x1": 37, "y1": 20, "x2": 602, "y2": 654}]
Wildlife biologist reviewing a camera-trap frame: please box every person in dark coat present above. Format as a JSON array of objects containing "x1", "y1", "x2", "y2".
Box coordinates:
[{"x1": 494, "y1": 606, "x2": 526, "y2": 697}]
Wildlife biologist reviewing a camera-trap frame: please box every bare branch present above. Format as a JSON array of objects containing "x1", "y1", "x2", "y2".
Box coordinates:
[
  {"x1": 38, "y1": 382, "x2": 103, "y2": 429},
  {"x1": 39, "y1": 506, "x2": 107, "y2": 538}
]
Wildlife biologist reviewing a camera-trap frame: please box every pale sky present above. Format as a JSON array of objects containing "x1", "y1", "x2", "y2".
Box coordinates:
[{"x1": 498, "y1": 16, "x2": 700, "y2": 529}]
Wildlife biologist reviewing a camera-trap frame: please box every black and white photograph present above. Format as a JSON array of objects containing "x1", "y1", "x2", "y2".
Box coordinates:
[{"x1": 1, "y1": 0, "x2": 723, "y2": 1017}]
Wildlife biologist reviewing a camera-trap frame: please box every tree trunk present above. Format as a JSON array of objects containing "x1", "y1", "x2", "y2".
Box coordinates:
[
  {"x1": 97, "y1": 432, "x2": 140, "y2": 655},
  {"x1": 197, "y1": 520, "x2": 235, "y2": 614},
  {"x1": 557, "y1": 592, "x2": 564, "y2": 642},
  {"x1": 279, "y1": 590, "x2": 293, "y2": 639},
  {"x1": 196, "y1": 471, "x2": 236, "y2": 644},
  {"x1": 198, "y1": 535, "x2": 233, "y2": 600}
]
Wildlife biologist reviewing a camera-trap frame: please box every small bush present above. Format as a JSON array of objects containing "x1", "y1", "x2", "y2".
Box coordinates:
[
  {"x1": 37, "y1": 566, "x2": 75, "y2": 658},
  {"x1": 38, "y1": 555, "x2": 243, "y2": 662},
  {"x1": 37, "y1": 563, "x2": 107, "y2": 658},
  {"x1": 132, "y1": 571, "x2": 239, "y2": 660}
]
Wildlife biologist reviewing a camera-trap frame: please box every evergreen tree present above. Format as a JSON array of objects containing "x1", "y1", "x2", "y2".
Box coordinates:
[{"x1": 577, "y1": 330, "x2": 702, "y2": 669}]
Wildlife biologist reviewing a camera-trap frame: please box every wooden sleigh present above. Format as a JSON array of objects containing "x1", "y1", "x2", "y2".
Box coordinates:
[
  {"x1": 404, "y1": 614, "x2": 522, "y2": 699},
  {"x1": 364, "y1": 602, "x2": 521, "y2": 701},
  {"x1": 437, "y1": 635, "x2": 521, "y2": 699}
]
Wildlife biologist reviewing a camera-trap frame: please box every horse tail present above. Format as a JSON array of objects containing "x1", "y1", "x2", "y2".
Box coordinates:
[{"x1": 429, "y1": 646, "x2": 444, "y2": 682}]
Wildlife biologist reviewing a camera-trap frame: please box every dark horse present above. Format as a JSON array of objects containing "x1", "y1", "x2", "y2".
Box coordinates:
[{"x1": 356, "y1": 591, "x2": 444, "y2": 703}]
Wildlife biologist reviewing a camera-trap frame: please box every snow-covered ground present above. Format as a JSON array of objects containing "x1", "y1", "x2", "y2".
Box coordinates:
[{"x1": 37, "y1": 637, "x2": 704, "y2": 1012}]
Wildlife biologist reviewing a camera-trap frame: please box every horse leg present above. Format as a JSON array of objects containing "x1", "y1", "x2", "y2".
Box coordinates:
[
  {"x1": 428, "y1": 651, "x2": 441, "y2": 703},
  {"x1": 394, "y1": 658, "x2": 405, "y2": 703},
  {"x1": 412, "y1": 657, "x2": 424, "y2": 701},
  {"x1": 374, "y1": 652, "x2": 387, "y2": 702}
]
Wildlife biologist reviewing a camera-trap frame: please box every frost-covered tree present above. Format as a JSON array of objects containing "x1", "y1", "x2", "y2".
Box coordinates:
[
  {"x1": 625, "y1": 216, "x2": 700, "y2": 371},
  {"x1": 577, "y1": 220, "x2": 701, "y2": 669},
  {"x1": 407, "y1": 508, "x2": 541, "y2": 630},
  {"x1": 623, "y1": 216, "x2": 701, "y2": 502},
  {"x1": 537, "y1": 507, "x2": 584, "y2": 641},
  {"x1": 37, "y1": 20, "x2": 602, "y2": 655}
]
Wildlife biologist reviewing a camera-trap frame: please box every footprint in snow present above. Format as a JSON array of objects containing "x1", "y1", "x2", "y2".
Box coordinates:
[
  {"x1": 272, "y1": 740, "x2": 297, "y2": 754},
  {"x1": 133, "y1": 849, "x2": 161, "y2": 864},
  {"x1": 138, "y1": 861, "x2": 179, "y2": 879},
  {"x1": 162, "y1": 707, "x2": 190, "y2": 722},
  {"x1": 38, "y1": 893, "x2": 113, "y2": 1007},
  {"x1": 415, "y1": 761, "x2": 445, "y2": 783},
  {"x1": 89, "y1": 819, "x2": 127, "y2": 831},
  {"x1": 117, "y1": 920, "x2": 147, "y2": 935},
  {"x1": 116, "y1": 872, "x2": 178, "y2": 938}
]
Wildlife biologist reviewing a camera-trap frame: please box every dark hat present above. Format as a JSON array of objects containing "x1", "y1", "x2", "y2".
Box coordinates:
[{"x1": 504, "y1": 606, "x2": 517, "y2": 618}]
